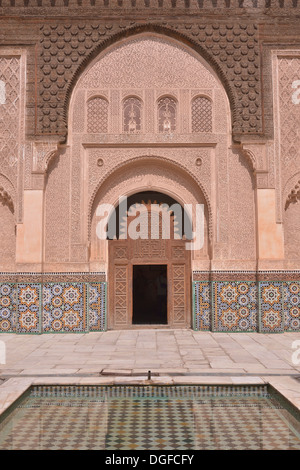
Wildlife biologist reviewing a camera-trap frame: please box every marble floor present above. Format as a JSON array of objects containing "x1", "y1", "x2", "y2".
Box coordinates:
[{"x1": 0, "y1": 329, "x2": 300, "y2": 416}]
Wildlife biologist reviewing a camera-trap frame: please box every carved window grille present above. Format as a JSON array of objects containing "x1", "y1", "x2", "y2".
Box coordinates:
[
  {"x1": 191, "y1": 96, "x2": 212, "y2": 133},
  {"x1": 123, "y1": 97, "x2": 142, "y2": 133},
  {"x1": 87, "y1": 97, "x2": 108, "y2": 133},
  {"x1": 158, "y1": 97, "x2": 176, "y2": 133}
]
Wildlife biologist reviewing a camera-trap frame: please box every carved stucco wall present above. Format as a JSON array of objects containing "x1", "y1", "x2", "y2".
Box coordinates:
[
  {"x1": 0, "y1": 202, "x2": 15, "y2": 269},
  {"x1": 0, "y1": 174, "x2": 16, "y2": 269},
  {"x1": 42, "y1": 33, "x2": 258, "y2": 271},
  {"x1": 283, "y1": 171, "x2": 300, "y2": 263},
  {"x1": 44, "y1": 148, "x2": 71, "y2": 264},
  {"x1": 0, "y1": 52, "x2": 26, "y2": 270},
  {"x1": 60, "y1": 34, "x2": 234, "y2": 268},
  {"x1": 273, "y1": 52, "x2": 300, "y2": 262},
  {"x1": 0, "y1": 52, "x2": 25, "y2": 226},
  {"x1": 228, "y1": 148, "x2": 256, "y2": 264},
  {"x1": 90, "y1": 158, "x2": 210, "y2": 272},
  {"x1": 284, "y1": 201, "x2": 300, "y2": 262}
]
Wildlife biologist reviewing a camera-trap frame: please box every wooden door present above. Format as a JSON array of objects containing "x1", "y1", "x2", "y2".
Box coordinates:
[{"x1": 108, "y1": 205, "x2": 191, "y2": 329}]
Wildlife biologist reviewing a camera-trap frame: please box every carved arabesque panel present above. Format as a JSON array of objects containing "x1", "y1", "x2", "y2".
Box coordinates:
[
  {"x1": 0, "y1": 56, "x2": 20, "y2": 186},
  {"x1": 277, "y1": 56, "x2": 300, "y2": 184},
  {"x1": 158, "y1": 97, "x2": 176, "y2": 133},
  {"x1": 123, "y1": 97, "x2": 142, "y2": 133}
]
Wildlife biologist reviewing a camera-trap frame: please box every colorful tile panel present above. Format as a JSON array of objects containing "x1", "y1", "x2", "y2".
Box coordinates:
[
  {"x1": 283, "y1": 281, "x2": 300, "y2": 332},
  {"x1": 259, "y1": 282, "x2": 284, "y2": 333},
  {"x1": 213, "y1": 281, "x2": 258, "y2": 332},
  {"x1": 0, "y1": 281, "x2": 107, "y2": 334},
  {"x1": 193, "y1": 281, "x2": 210, "y2": 331},
  {"x1": 0, "y1": 283, "x2": 17, "y2": 332},
  {"x1": 88, "y1": 282, "x2": 106, "y2": 331},
  {"x1": 0, "y1": 278, "x2": 299, "y2": 334},
  {"x1": 17, "y1": 284, "x2": 42, "y2": 334},
  {"x1": 43, "y1": 283, "x2": 88, "y2": 333}
]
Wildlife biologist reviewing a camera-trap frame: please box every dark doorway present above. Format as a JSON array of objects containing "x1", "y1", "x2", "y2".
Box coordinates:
[{"x1": 132, "y1": 265, "x2": 168, "y2": 324}]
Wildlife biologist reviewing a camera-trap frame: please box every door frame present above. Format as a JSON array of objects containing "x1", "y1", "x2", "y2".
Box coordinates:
[
  {"x1": 132, "y1": 262, "x2": 168, "y2": 326},
  {"x1": 108, "y1": 240, "x2": 191, "y2": 329}
]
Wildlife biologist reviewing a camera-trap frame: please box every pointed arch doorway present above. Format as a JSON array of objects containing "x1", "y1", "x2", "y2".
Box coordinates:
[{"x1": 108, "y1": 191, "x2": 192, "y2": 329}]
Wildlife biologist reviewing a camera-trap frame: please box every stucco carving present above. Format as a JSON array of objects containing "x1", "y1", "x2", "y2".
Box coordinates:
[
  {"x1": 88, "y1": 155, "x2": 213, "y2": 243},
  {"x1": 45, "y1": 148, "x2": 71, "y2": 263},
  {"x1": 38, "y1": 23, "x2": 262, "y2": 138},
  {"x1": 228, "y1": 148, "x2": 256, "y2": 260},
  {"x1": 90, "y1": 159, "x2": 210, "y2": 265},
  {"x1": 273, "y1": 51, "x2": 300, "y2": 223},
  {"x1": 277, "y1": 56, "x2": 300, "y2": 180},
  {"x1": 284, "y1": 173, "x2": 300, "y2": 211}
]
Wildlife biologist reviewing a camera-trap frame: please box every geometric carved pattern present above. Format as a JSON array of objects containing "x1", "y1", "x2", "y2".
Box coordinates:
[
  {"x1": 114, "y1": 266, "x2": 128, "y2": 327},
  {"x1": 43, "y1": 283, "x2": 87, "y2": 333},
  {"x1": 283, "y1": 281, "x2": 300, "y2": 332},
  {"x1": 213, "y1": 281, "x2": 257, "y2": 332},
  {"x1": 172, "y1": 264, "x2": 185, "y2": 325},
  {"x1": 0, "y1": 56, "x2": 20, "y2": 172},
  {"x1": 192, "y1": 96, "x2": 212, "y2": 133},
  {"x1": 193, "y1": 281, "x2": 210, "y2": 331},
  {"x1": 133, "y1": 240, "x2": 166, "y2": 259},
  {"x1": 278, "y1": 57, "x2": 300, "y2": 170},
  {"x1": 87, "y1": 97, "x2": 108, "y2": 133},
  {"x1": 114, "y1": 247, "x2": 128, "y2": 259}
]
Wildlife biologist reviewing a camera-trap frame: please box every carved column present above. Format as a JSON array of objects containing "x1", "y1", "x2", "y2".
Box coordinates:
[
  {"x1": 242, "y1": 142, "x2": 284, "y2": 267},
  {"x1": 16, "y1": 142, "x2": 59, "y2": 271}
]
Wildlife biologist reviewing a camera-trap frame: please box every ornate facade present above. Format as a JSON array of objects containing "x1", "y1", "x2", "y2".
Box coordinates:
[{"x1": 0, "y1": 0, "x2": 299, "y2": 333}]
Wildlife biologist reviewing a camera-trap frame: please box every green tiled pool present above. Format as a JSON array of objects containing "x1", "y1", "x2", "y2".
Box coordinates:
[{"x1": 0, "y1": 385, "x2": 299, "y2": 450}]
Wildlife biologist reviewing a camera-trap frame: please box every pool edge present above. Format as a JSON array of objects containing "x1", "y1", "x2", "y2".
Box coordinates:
[{"x1": 0, "y1": 374, "x2": 299, "y2": 419}]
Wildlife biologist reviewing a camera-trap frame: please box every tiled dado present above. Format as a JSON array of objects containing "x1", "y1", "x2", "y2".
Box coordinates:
[
  {"x1": 193, "y1": 272, "x2": 300, "y2": 333},
  {"x1": 0, "y1": 278, "x2": 107, "y2": 334}
]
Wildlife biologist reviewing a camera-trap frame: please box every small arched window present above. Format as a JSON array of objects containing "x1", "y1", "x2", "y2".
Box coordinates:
[
  {"x1": 87, "y1": 97, "x2": 108, "y2": 133},
  {"x1": 123, "y1": 97, "x2": 142, "y2": 133},
  {"x1": 158, "y1": 97, "x2": 177, "y2": 133},
  {"x1": 191, "y1": 96, "x2": 212, "y2": 133}
]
